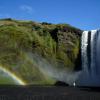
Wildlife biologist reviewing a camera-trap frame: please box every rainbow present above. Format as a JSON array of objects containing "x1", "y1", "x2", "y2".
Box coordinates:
[{"x1": 0, "y1": 66, "x2": 26, "y2": 85}]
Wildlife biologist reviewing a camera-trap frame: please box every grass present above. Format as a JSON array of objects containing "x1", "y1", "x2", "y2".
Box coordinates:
[{"x1": 0, "y1": 18, "x2": 82, "y2": 85}]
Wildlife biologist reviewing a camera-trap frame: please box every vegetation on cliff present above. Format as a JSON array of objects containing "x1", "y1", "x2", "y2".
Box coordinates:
[{"x1": 0, "y1": 18, "x2": 82, "y2": 85}]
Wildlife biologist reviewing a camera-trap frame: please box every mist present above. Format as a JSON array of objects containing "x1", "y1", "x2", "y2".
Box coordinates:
[{"x1": 26, "y1": 52, "x2": 81, "y2": 85}]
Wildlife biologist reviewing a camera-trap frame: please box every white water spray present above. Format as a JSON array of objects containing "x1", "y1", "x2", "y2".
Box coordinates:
[{"x1": 26, "y1": 52, "x2": 80, "y2": 86}]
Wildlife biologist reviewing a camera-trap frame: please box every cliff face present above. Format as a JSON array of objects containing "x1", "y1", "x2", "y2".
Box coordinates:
[{"x1": 0, "y1": 18, "x2": 82, "y2": 85}]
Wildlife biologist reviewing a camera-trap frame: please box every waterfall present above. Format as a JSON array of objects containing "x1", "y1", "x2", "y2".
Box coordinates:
[
  {"x1": 76, "y1": 29, "x2": 100, "y2": 86},
  {"x1": 81, "y1": 31, "x2": 88, "y2": 74},
  {"x1": 91, "y1": 30, "x2": 97, "y2": 76},
  {"x1": 97, "y1": 30, "x2": 100, "y2": 75}
]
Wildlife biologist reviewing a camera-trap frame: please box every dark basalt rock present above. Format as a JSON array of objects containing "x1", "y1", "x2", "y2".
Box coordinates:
[{"x1": 54, "y1": 81, "x2": 69, "y2": 86}]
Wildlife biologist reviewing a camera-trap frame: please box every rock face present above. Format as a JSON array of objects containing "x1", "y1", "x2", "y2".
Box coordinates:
[
  {"x1": 54, "y1": 81, "x2": 69, "y2": 86},
  {"x1": 0, "y1": 18, "x2": 82, "y2": 85}
]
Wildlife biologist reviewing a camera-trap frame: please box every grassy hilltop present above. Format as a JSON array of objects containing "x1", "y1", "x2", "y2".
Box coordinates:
[{"x1": 0, "y1": 18, "x2": 82, "y2": 85}]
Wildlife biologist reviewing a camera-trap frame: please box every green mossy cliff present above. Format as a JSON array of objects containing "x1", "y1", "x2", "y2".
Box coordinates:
[{"x1": 0, "y1": 18, "x2": 82, "y2": 85}]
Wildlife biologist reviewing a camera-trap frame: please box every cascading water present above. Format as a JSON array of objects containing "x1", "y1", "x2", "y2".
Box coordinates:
[
  {"x1": 76, "y1": 29, "x2": 100, "y2": 86},
  {"x1": 97, "y1": 30, "x2": 100, "y2": 75},
  {"x1": 81, "y1": 31, "x2": 88, "y2": 74},
  {"x1": 91, "y1": 30, "x2": 97, "y2": 76}
]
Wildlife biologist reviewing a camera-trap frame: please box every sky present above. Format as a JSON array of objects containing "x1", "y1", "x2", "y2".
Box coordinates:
[{"x1": 0, "y1": 0, "x2": 100, "y2": 30}]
